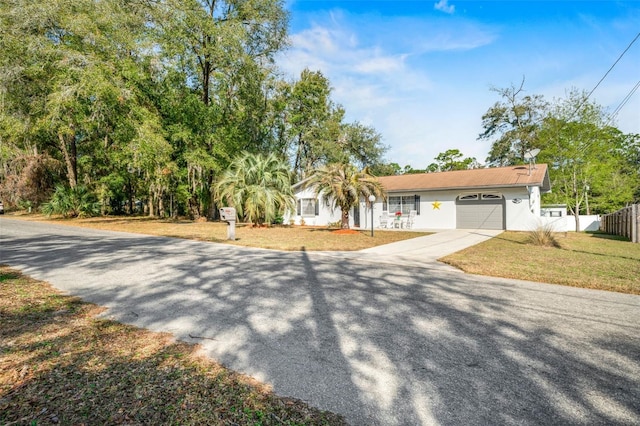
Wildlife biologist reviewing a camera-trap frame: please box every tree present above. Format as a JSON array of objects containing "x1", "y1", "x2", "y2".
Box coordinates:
[
  {"x1": 305, "y1": 163, "x2": 385, "y2": 229},
  {"x1": 0, "y1": 0, "x2": 167, "y2": 212},
  {"x1": 586, "y1": 130, "x2": 640, "y2": 213},
  {"x1": 215, "y1": 152, "x2": 294, "y2": 225},
  {"x1": 427, "y1": 149, "x2": 479, "y2": 172},
  {"x1": 155, "y1": 0, "x2": 288, "y2": 107},
  {"x1": 369, "y1": 162, "x2": 402, "y2": 176},
  {"x1": 287, "y1": 69, "x2": 340, "y2": 179},
  {"x1": 0, "y1": 0, "x2": 388, "y2": 220},
  {"x1": 537, "y1": 89, "x2": 638, "y2": 230},
  {"x1": 479, "y1": 79, "x2": 548, "y2": 166},
  {"x1": 152, "y1": 0, "x2": 290, "y2": 217},
  {"x1": 402, "y1": 165, "x2": 429, "y2": 174},
  {"x1": 339, "y1": 122, "x2": 388, "y2": 170},
  {"x1": 621, "y1": 132, "x2": 640, "y2": 204},
  {"x1": 286, "y1": 69, "x2": 387, "y2": 180}
]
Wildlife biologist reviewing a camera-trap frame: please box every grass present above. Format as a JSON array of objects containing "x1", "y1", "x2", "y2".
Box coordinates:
[
  {"x1": 0, "y1": 266, "x2": 347, "y2": 425},
  {"x1": 440, "y1": 231, "x2": 640, "y2": 295},
  {"x1": 9, "y1": 214, "x2": 429, "y2": 251}
]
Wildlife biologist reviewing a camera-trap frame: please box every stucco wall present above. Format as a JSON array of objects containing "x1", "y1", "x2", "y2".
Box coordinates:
[
  {"x1": 502, "y1": 187, "x2": 542, "y2": 231},
  {"x1": 285, "y1": 187, "x2": 345, "y2": 227},
  {"x1": 375, "y1": 187, "x2": 541, "y2": 231},
  {"x1": 290, "y1": 185, "x2": 546, "y2": 231}
]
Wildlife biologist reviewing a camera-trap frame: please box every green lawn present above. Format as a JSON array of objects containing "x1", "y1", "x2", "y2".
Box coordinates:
[{"x1": 440, "y1": 231, "x2": 640, "y2": 295}]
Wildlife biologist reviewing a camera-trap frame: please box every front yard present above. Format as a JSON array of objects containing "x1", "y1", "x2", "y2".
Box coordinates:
[
  {"x1": 9, "y1": 214, "x2": 427, "y2": 251},
  {"x1": 441, "y1": 231, "x2": 640, "y2": 295}
]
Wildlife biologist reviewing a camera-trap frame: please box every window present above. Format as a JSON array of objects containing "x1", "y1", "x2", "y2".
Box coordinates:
[
  {"x1": 459, "y1": 193, "x2": 503, "y2": 201},
  {"x1": 481, "y1": 193, "x2": 502, "y2": 200},
  {"x1": 297, "y1": 198, "x2": 318, "y2": 216},
  {"x1": 459, "y1": 194, "x2": 478, "y2": 200},
  {"x1": 384, "y1": 195, "x2": 420, "y2": 215}
]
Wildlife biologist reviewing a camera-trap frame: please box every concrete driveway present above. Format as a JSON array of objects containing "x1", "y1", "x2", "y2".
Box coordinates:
[
  {"x1": 326, "y1": 229, "x2": 503, "y2": 269},
  {"x1": 1, "y1": 218, "x2": 639, "y2": 425}
]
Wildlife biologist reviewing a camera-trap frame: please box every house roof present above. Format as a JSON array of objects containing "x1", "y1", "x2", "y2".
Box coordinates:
[{"x1": 376, "y1": 164, "x2": 551, "y2": 193}]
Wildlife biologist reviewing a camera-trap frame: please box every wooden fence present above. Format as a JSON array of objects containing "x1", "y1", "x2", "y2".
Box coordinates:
[{"x1": 600, "y1": 204, "x2": 639, "y2": 243}]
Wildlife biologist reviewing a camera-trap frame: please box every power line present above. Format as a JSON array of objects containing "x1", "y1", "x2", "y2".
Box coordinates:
[
  {"x1": 608, "y1": 79, "x2": 640, "y2": 125},
  {"x1": 567, "y1": 31, "x2": 640, "y2": 122}
]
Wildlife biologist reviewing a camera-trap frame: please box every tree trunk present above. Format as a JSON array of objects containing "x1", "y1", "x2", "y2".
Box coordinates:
[
  {"x1": 574, "y1": 190, "x2": 581, "y2": 232},
  {"x1": 158, "y1": 193, "x2": 165, "y2": 218},
  {"x1": 148, "y1": 188, "x2": 155, "y2": 217},
  {"x1": 127, "y1": 178, "x2": 134, "y2": 214},
  {"x1": 189, "y1": 197, "x2": 200, "y2": 220},
  {"x1": 58, "y1": 133, "x2": 77, "y2": 188},
  {"x1": 573, "y1": 168, "x2": 580, "y2": 232},
  {"x1": 208, "y1": 191, "x2": 217, "y2": 219},
  {"x1": 202, "y1": 61, "x2": 210, "y2": 106},
  {"x1": 341, "y1": 207, "x2": 350, "y2": 229}
]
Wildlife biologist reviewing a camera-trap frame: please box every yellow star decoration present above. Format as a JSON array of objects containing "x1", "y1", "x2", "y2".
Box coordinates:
[{"x1": 432, "y1": 201, "x2": 441, "y2": 210}]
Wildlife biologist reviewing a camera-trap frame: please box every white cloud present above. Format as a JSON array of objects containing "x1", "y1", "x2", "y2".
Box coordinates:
[
  {"x1": 277, "y1": 12, "x2": 499, "y2": 167},
  {"x1": 354, "y1": 54, "x2": 407, "y2": 74},
  {"x1": 279, "y1": 5, "x2": 640, "y2": 169},
  {"x1": 434, "y1": 0, "x2": 455, "y2": 14}
]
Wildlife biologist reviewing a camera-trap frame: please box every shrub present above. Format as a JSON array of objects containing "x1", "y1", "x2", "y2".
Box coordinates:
[
  {"x1": 41, "y1": 185, "x2": 100, "y2": 218},
  {"x1": 527, "y1": 225, "x2": 561, "y2": 248}
]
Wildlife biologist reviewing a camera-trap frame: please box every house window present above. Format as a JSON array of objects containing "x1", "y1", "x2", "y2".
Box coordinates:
[
  {"x1": 297, "y1": 198, "x2": 318, "y2": 217},
  {"x1": 385, "y1": 195, "x2": 420, "y2": 215},
  {"x1": 459, "y1": 193, "x2": 503, "y2": 201},
  {"x1": 481, "y1": 193, "x2": 502, "y2": 200},
  {"x1": 459, "y1": 194, "x2": 479, "y2": 200}
]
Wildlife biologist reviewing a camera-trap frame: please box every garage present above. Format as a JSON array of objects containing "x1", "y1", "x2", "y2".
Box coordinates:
[{"x1": 456, "y1": 193, "x2": 505, "y2": 230}]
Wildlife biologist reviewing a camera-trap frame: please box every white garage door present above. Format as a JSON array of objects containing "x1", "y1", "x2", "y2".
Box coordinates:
[{"x1": 456, "y1": 193, "x2": 505, "y2": 230}]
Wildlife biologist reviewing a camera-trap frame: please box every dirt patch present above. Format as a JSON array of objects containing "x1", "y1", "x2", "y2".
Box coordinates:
[{"x1": 331, "y1": 229, "x2": 360, "y2": 235}]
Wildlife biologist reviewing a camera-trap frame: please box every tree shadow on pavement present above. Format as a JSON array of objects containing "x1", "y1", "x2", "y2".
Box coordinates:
[{"x1": 1, "y1": 224, "x2": 639, "y2": 425}]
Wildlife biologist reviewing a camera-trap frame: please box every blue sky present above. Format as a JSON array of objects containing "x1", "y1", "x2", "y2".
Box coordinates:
[{"x1": 276, "y1": 1, "x2": 640, "y2": 169}]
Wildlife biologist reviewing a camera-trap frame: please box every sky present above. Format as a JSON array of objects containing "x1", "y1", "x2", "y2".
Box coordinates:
[{"x1": 276, "y1": 0, "x2": 640, "y2": 169}]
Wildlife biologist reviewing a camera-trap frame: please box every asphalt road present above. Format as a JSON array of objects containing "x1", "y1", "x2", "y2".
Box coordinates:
[{"x1": 1, "y1": 218, "x2": 639, "y2": 425}]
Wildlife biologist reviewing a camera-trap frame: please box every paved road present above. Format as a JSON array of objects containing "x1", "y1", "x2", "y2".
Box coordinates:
[{"x1": 1, "y1": 218, "x2": 639, "y2": 425}]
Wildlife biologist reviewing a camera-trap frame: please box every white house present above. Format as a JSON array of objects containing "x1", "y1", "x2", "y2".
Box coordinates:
[{"x1": 287, "y1": 164, "x2": 552, "y2": 231}]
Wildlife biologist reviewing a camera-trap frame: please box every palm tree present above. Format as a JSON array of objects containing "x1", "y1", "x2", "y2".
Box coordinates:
[
  {"x1": 215, "y1": 152, "x2": 295, "y2": 226},
  {"x1": 306, "y1": 163, "x2": 385, "y2": 229}
]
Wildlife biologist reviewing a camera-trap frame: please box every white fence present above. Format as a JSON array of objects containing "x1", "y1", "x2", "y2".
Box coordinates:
[{"x1": 537, "y1": 215, "x2": 600, "y2": 232}]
